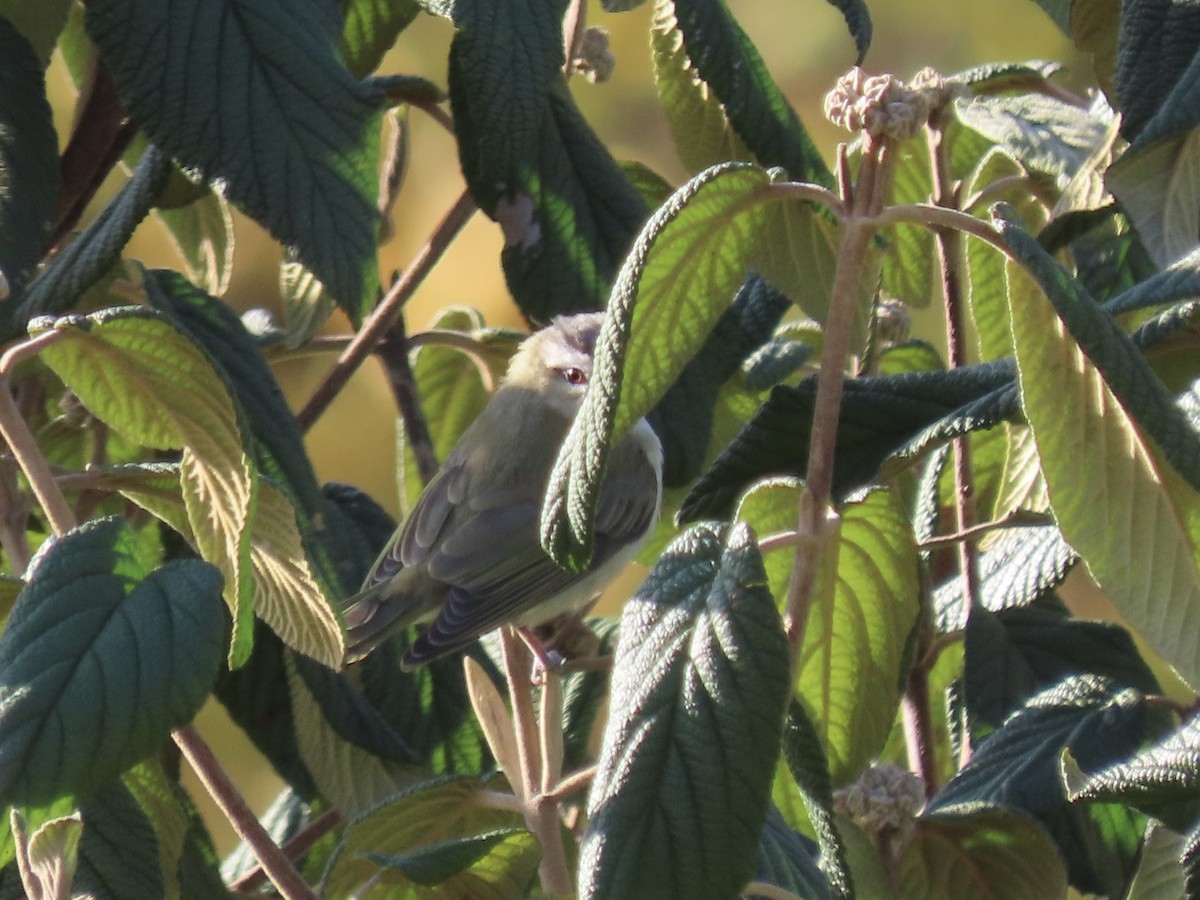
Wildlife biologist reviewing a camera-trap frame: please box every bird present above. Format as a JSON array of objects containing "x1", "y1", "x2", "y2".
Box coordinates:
[{"x1": 342, "y1": 312, "x2": 663, "y2": 670}]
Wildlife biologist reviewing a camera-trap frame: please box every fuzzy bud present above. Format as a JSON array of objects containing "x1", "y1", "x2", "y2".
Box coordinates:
[
  {"x1": 833, "y1": 762, "x2": 925, "y2": 834},
  {"x1": 571, "y1": 27, "x2": 616, "y2": 84}
]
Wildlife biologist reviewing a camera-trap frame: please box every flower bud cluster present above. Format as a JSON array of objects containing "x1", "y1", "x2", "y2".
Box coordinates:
[
  {"x1": 824, "y1": 67, "x2": 956, "y2": 139},
  {"x1": 833, "y1": 762, "x2": 925, "y2": 834},
  {"x1": 571, "y1": 27, "x2": 616, "y2": 84}
]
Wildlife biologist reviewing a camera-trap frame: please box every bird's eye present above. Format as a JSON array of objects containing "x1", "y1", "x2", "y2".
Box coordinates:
[{"x1": 563, "y1": 367, "x2": 587, "y2": 385}]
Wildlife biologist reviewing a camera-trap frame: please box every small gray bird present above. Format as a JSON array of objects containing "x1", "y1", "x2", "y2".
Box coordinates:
[{"x1": 342, "y1": 312, "x2": 663, "y2": 670}]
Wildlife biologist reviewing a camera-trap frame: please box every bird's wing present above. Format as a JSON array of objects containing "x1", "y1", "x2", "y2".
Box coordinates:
[{"x1": 406, "y1": 435, "x2": 662, "y2": 665}]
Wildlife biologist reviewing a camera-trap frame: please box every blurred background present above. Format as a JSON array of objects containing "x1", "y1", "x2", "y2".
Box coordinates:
[{"x1": 44, "y1": 0, "x2": 1087, "y2": 855}]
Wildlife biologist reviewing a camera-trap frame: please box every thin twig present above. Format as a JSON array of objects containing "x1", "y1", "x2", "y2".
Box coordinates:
[
  {"x1": 0, "y1": 330, "x2": 68, "y2": 377},
  {"x1": 925, "y1": 116, "x2": 980, "y2": 774},
  {"x1": 413, "y1": 100, "x2": 456, "y2": 135},
  {"x1": 499, "y1": 629, "x2": 573, "y2": 894},
  {"x1": 771, "y1": 180, "x2": 849, "y2": 220},
  {"x1": 173, "y1": 726, "x2": 316, "y2": 900},
  {"x1": 918, "y1": 510, "x2": 1050, "y2": 550},
  {"x1": 871, "y1": 202, "x2": 1012, "y2": 258},
  {"x1": 227, "y1": 808, "x2": 344, "y2": 894},
  {"x1": 0, "y1": 377, "x2": 77, "y2": 537},
  {"x1": 296, "y1": 188, "x2": 477, "y2": 433},
  {"x1": 377, "y1": 318, "x2": 439, "y2": 484},
  {"x1": 544, "y1": 765, "x2": 596, "y2": 803}
]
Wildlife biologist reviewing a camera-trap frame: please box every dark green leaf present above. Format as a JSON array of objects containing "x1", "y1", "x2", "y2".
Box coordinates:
[
  {"x1": 292, "y1": 653, "x2": 416, "y2": 763},
  {"x1": 934, "y1": 525, "x2": 1077, "y2": 631},
  {"x1": 75, "y1": 779, "x2": 162, "y2": 900},
  {"x1": 214, "y1": 623, "x2": 316, "y2": 800},
  {"x1": 0, "y1": 0, "x2": 72, "y2": 64},
  {"x1": 1026, "y1": 0, "x2": 1070, "y2": 32},
  {"x1": 950, "y1": 60, "x2": 1066, "y2": 91},
  {"x1": 965, "y1": 598, "x2": 1160, "y2": 742},
  {"x1": 826, "y1": 0, "x2": 871, "y2": 63},
  {"x1": 318, "y1": 481, "x2": 397, "y2": 595},
  {"x1": 340, "y1": 0, "x2": 422, "y2": 78},
  {"x1": 0, "y1": 518, "x2": 226, "y2": 807},
  {"x1": 751, "y1": 805, "x2": 831, "y2": 899},
  {"x1": 363, "y1": 827, "x2": 529, "y2": 885},
  {"x1": 1115, "y1": 0, "x2": 1200, "y2": 145},
  {"x1": 668, "y1": 0, "x2": 830, "y2": 184},
  {"x1": 679, "y1": 361, "x2": 1016, "y2": 523},
  {"x1": 1065, "y1": 714, "x2": 1200, "y2": 833},
  {"x1": 932, "y1": 676, "x2": 1150, "y2": 896},
  {"x1": 1106, "y1": 245, "x2": 1200, "y2": 316},
  {"x1": 648, "y1": 273, "x2": 790, "y2": 486},
  {"x1": 13, "y1": 147, "x2": 171, "y2": 335},
  {"x1": 781, "y1": 701, "x2": 852, "y2": 899},
  {"x1": 447, "y1": 0, "x2": 646, "y2": 322},
  {"x1": 0, "y1": 16, "x2": 57, "y2": 310},
  {"x1": 86, "y1": 0, "x2": 381, "y2": 320},
  {"x1": 997, "y1": 211, "x2": 1200, "y2": 494},
  {"x1": 579, "y1": 522, "x2": 790, "y2": 900}
]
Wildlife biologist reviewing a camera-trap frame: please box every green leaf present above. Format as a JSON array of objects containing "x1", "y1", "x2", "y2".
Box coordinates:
[
  {"x1": 446, "y1": 0, "x2": 646, "y2": 322},
  {"x1": 340, "y1": 0, "x2": 421, "y2": 78},
  {"x1": 12, "y1": 147, "x2": 171, "y2": 337},
  {"x1": 780, "y1": 701, "x2": 852, "y2": 898},
  {"x1": 0, "y1": 517, "x2": 225, "y2": 807},
  {"x1": 800, "y1": 489, "x2": 920, "y2": 783},
  {"x1": 285, "y1": 653, "x2": 415, "y2": 817},
  {"x1": 279, "y1": 256, "x2": 337, "y2": 349},
  {"x1": 964, "y1": 598, "x2": 1160, "y2": 741},
  {"x1": 1105, "y1": 246, "x2": 1200, "y2": 317},
  {"x1": 1108, "y1": 128, "x2": 1200, "y2": 268},
  {"x1": 121, "y1": 762, "x2": 189, "y2": 900},
  {"x1": 1000, "y1": 213, "x2": 1200, "y2": 688},
  {"x1": 0, "y1": 0, "x2": 71, "y2": 65},
  {"x1": 826, "y1": 0, "x2": 871, "y2": 63},
  {"x1": 321, "y1": 776, "x2": 536, "y2": 898},
  {"x1": 933, "y1": 676, "x2": 1149, "y2": 896},
  {"x1": 9, "y1": 809, "x2": 82, "y2": 900},
  {"x1": 85, "y1": 0, "x2": 382, "y2": 321},
  {"x1": 154, "y1": 191, "x2": 235, "y2": 297},
  {"x1": 213, "y1": 623, "x2": 317, "y2": 802},
  {"x1": 580, "y1": 522, "x2": 790, "y2": 900},
  {"x1": 542, "y1": 162, "x2": 834, "y2": 567},
  {"x1": 1124, "y1": 820, "x2": 1188, "y2": 900},
  {"x1": 656, "y1": 0, "x2": 830, "y2": 184},
  {"x1": 1114, "y1": 0, "x2": 1200, "y2": 145},
  {"x1": 681, "y1": 361, "x2": 1016, "y2": 522},
  {"x1": 900, "y1": 807, "x2": 1069, "y2": 900},
  {"x1": 363, "y1": 827, "x2": 530, "y2": 886},
  {"x1": 955, "y1": 93, "x2": 1107, "y2": 185},
  {"x1": 933, "y1": 525, "x2": 1077, "y2": 631},
  {"x1": 753, "y1": 805, "x2": 832, "y2": 899},
  {"x1": 36, "y1": 308, "x2": 257, "y2": 665},
  {"x1": 880, "y1": 138, "x2": 937, "y2": 309},
  {"x1": 76, "y1": 778, "x2": 164, "y2": 900},
  {"x1": 1065, "y1": 714, "x2": 1200, "y2": 833},
  {"x1": 0, "y1": 16, "x2": 57, "y2": 308},
  {"x1": 648, "y1": 274, "x2": 791, "y2": 486}
]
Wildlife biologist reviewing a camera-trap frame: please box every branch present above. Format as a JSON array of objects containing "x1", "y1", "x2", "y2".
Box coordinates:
[
  {"x1": 377, "y1": 318, "x2": 439, "y2": 485},
  {"x1": 173, "y1": 725, "x2": 316, "y2": 900},
  {"x1": 227, "y1": 808, "x2": 344, "y2": 894},
  {"x1": 296, "y1": 188, "x2": 477, "y2": 432}
]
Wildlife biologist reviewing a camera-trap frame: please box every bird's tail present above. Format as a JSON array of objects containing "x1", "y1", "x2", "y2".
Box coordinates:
[{"x1": 341, "y1": 580, "x2": 426, "y2": 664}]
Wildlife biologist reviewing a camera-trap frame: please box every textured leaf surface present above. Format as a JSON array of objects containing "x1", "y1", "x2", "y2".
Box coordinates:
[
  {"x1": 1108, "y1": 128, "x2": 1200, "y2": 268},
  {"x1": 76, "y1": 778, "x2": 165, "y2": 900},
  {"x1": 964, "y1": 598, "x2": 1160, "y2": 741},
  {"x1": 0, "y1": 17, "x2": 57, "y2": 309},
  {"x1": 543, "y1": 163, "x2": 834, "y2": 567},
  {"x1": 753, "y1": 805, "x2": 831, "y2": 899},
  {"x1": 682, "y1": 361, "x2": 1016, "y2": 522},
  {"x1": 0, "y1": 518, "x2": 225, "y2": 806},
  {"x1": 1065, "y1": 713, "x2": 1200, "y2": 832},
  {"x1": 1001, "y1": 215, "x2": 1200, "y2": 688},
  {"x1": 14, "y1": 147, "x2": 171, "y2": 335},
  {"x1": 322, "y1": 776, "x2": 535, "y2": 898},
  {"x1": 155, "y1": 192, "x2": 234, "y2": 297},
  {"x1": 580, "y1": 523, "x2": 790, "y2": 900},
  {"x1": 447, "y1": 0, "x2": 645, "y2": 321},
  {"x1": 798, "y1": 489, "x2": 919, "y2": 782},
  {"x1": 900, "y1": 808, "x2": 1069, "y2": 900},
  {"x1": 10, "y1": 811, "x2": 82, "y2": 900},
  {"x1": 654, "y1": 0, "x2": 829, "y2": 184},
  {"x1": 1123, "y1": 820, "x2": 1188, "y2": 900},
  {"x1": 85, "y1": 0, "x2": 381, "y2": 319},
  {"x1": 340, "y1": 0, "x2": 421, "y2": 77},
  {"x1": 36, "y1": 308, "x2": 256, "y2": 664},
  {"x1": 933, "y1": 676, "x2": 1148, "y2": 895},
  {"x1": 364, "y1": 827, "x2": 531, "y2": 886},
  {"x1": 1115, "y1": 0, "x2": 1200, "y2": 145}
]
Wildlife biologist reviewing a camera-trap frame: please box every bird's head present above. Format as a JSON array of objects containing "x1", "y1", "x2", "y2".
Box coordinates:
[{"x1": 501, "y1": 312, "x2": 604, "y2": 415}]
